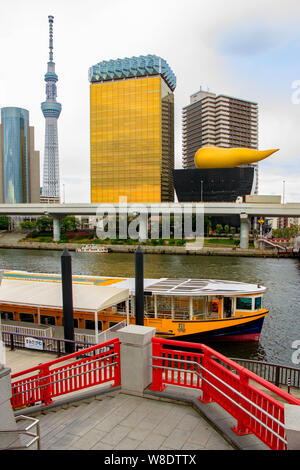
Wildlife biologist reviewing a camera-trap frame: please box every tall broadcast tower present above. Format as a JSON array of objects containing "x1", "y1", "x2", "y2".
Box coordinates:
[{"x1": 41, "y1": 15, "x2": 61, "y2": 200}]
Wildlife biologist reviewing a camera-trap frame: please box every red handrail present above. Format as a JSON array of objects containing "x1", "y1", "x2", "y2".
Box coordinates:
[
  {"x1": 150, "y1": 337, "x2": 300, "y2": 450},
  {"x1": 11, "y1": 338, "x2": 121, "y2": 409}
]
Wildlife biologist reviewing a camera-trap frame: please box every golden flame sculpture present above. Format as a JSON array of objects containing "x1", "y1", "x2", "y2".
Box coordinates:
[{"x1": 194, "y1": 146, "x2": 279, "y2": 169}]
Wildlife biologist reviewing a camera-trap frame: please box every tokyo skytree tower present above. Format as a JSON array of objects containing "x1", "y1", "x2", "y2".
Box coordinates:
[{"x1": 41, "y1": 15, "x2": 61, "y2": 199}]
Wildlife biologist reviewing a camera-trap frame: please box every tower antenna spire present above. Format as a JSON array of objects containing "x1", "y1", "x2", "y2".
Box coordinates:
[
  {"x1": 41, "y1": 14, "x2": 61, "y2": 201},
  {"x1": 48, "y1": 15, "x2": 54, "y2": 62}
]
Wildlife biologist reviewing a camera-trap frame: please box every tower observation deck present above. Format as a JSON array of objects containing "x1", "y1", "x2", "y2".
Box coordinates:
[{"x1": 41, "y1": 15, "x2": 61, "y2": 199}]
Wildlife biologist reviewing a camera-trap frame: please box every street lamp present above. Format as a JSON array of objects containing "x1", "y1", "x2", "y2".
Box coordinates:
[{"x1": 282, "y1": 180, "x2": 285, "y2": 204}]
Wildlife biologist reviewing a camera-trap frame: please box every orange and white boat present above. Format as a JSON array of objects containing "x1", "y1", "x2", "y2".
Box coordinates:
[{"x1": 0, "y1": 271, "x2": 268, "y2": 342}]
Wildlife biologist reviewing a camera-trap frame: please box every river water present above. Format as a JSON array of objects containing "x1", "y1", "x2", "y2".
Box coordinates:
[{"x1": 0, "y1": 248, "x2": 300, "y2": 367}]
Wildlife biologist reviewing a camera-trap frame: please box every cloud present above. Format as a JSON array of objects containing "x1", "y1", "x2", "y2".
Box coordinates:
[
  {"x1": 217, "y1": 23, "x2": 284, "y2": 57},
  {"x1": 2, "y1": 0, "x2": 300, "y2": 203}
]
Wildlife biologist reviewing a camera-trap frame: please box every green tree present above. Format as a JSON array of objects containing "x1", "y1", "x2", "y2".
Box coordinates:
[
  {"x1": 204, "y1": 216, "x2": 212, "y2": 236},
  {"x1": 286, "y1": 225, "x2": 299, "y2": 239},
  {"x1": 224, "y1": 225, "x2": 229, "y2": 235},
  {"x1": 0, "y1": 216, "x2": 9, "y2": 229},
  {"x1": 36, "y1": 216, "x2": 53, "y2": 233},
  {"x1": 20, "y1": 220, "x2": 37, "y2": 230},
  {"x1": 272, "y1": 228, "x2": 284, "y2": 238},
  {"x1": 216, "y1": 224, "x2": 223, "y2": 235},
  {"x1": 230, "y1": 226, "x2": 236, "y2": 235},
  {"x1": 61, "y1": 216, "x2": 80, "y2": 233}
]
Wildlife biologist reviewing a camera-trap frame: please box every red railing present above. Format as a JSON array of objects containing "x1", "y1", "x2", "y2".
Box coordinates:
[
  {"x1": 10, "y1": 338, "x2": 121, "y2": 409},
  {"x1": 150, "y1": 337, "x2": 300, "y2": 450}
]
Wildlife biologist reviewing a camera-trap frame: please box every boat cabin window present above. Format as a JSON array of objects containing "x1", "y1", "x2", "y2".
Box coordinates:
[
  {"x1": 236, "y1": 297, "x2": 253, "y2": 310},
  {"x1": 84, "y1": 320, "x2": 102, "y2": 331},
  {"x1": 41, "y1": 315, "x2": 56, "y2": 326},
  {"x1": 0, "y1": 311, "x2": 14, "y2": 320},
  {"x1": 255, "y1": 297, "x2": 262, "y2": 310},
  {"x1": 19, "y1": 313, "x2": 34, "y2": 323},
  {"x1": 223, "y1": 297, "x2": 233, "y2": 318}
]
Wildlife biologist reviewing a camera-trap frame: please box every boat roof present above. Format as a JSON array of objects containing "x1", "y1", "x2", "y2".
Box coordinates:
[
  {"x1": 144, "y1": 278, "x2": 266, "y2": 296},
  {"x1": 0, "y1": 279, "x2": 129, "y2": 313},
  {"x1": 1, "y1": 271, "x2": 266, "y2": 297}
]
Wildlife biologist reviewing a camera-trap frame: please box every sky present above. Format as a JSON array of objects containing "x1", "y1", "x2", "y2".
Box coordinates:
[{"x1": 1, "y1": 0, "x2": 300, "y2": 203}]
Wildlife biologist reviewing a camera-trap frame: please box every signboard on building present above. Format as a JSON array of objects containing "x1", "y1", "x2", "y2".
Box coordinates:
[{"x1": 25, "y1": 337, "x2": 44, "y2": 351}]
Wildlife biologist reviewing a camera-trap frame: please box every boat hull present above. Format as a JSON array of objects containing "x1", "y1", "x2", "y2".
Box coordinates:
[{"x1": 155, "y1": 315, "x2": 266, "y2": 343}]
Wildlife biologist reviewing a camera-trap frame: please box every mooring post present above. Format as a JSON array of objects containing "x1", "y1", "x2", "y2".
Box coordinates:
[
  {"x1": 61, "y1": 248, "x2": 75, "y2": 353},
  {"x1": 135, "y1": 246, "x2": 144, "y2": 326}
]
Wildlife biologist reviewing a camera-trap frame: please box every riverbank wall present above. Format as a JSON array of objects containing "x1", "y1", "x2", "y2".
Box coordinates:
[{"x1": 0, "y1": 240, "x2": 298, "y2": 258}]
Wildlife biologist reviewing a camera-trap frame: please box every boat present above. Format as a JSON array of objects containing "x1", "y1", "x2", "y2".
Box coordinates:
[
  {"x1": 0, "y1": 271, "x2": 269, "y2": 342},
  {"x1": 76, "y1": 244, "x2": 110, "y2": 253}
]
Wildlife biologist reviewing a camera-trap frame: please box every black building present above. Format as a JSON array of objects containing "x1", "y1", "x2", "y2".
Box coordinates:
[
  {"x1": 174, "y1": 167, "x2": 255, "y2": 230},
  {"x1": 173, "y1": 167, "x2": 254, "y2": 203}
]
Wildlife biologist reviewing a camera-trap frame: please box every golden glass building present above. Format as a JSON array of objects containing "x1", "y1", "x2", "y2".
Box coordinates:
[{"x1": 89, "y1": 55, "x2": 176, "y2": 203}]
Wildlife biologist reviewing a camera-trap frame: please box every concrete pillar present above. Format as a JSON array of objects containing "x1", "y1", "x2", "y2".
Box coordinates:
[
  {"x1": 138, "y1": 212, "x2": 148, "y2": 242},
  {"x1": 240, "y1": 213, "x2": 249, "y2": 249},
  {"x1": 284, "y1": 404, "x2": 300, "y2": 449},
  {"x1": 0, "y1": 368, "x2": 21, "y2": 449},
  {"x1": 135, "y1": 246, "x2": 144, "y2": 326},
  {"x1": 116, "y1": 325, "x2": 156, "y2": 396},
  {"x1": 53, "y1": 216, "x2": 61, "y2": 242},
  {"x1": 61, "y1": 249, "x2": 75, "y2": 354}
]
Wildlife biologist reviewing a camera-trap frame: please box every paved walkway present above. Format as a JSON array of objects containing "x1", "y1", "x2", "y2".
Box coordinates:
[
  {"x1": 5, "y1": 347, "x2": 234, "y2": 451},
  {"x1": 11, "y1": 347, "x2": 298, "y2": 450},
  {"x1": 0, "y1": 231, "x2": 25, "y2": 243},
  {"x1": 35, "y1": 393, "x2": 233, "y2": 450}
]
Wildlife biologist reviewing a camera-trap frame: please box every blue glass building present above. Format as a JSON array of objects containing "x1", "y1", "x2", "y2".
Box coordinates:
[
  {"x1": 1, "y1": 107, "x2": 29, "y2": 203},
  {"x1": 0, "y1": 107, "x2": 40, "y2": 203}
]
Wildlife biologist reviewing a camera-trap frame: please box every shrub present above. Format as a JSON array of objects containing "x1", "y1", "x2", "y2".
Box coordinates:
[
  {"x1": 0, "y1": 216, "x2": 9, "y2": 229},
  {"x1": 37, "y1": 236, "x2": 53, "y2": 243},
  {"x1": 30, "y1": 230, "x2": 40, "y2": 238},
  {"x1": 20, "y1": 220, "x2": 37, "y2": 230},
  {"x1": 216, "y1": 224, "x2": 223, "y2": 235}
]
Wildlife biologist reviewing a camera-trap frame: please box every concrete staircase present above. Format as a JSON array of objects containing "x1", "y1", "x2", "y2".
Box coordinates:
[{"x1": 17, "y1": 390, "x2": 235, "y2": 451}]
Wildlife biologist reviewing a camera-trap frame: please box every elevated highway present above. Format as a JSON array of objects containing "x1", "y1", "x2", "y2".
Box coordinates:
[
  {"x1": 0, "y1": 202, "x2": 300, "y2": 217},
  {"x1": 0, "y1": 202, "x2": 299, "y2": 248}
]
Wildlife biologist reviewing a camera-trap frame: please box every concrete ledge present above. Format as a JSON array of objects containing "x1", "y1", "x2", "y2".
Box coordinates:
[
  {"x1": 144, "y1": 386, "x2": 269, "y2": 451},
  {"x1": 0, "y1": 241, "x2": 297, "y2": 257},
  {"x1": 117, "y1": 325, "x2": 156, "y2": 346},
  {"x1": 14, "y1": 385, "x2": 121, "y2": 417},
  {"x1": 284, "y1": 404, "x2": 300, "y2": 450}
]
